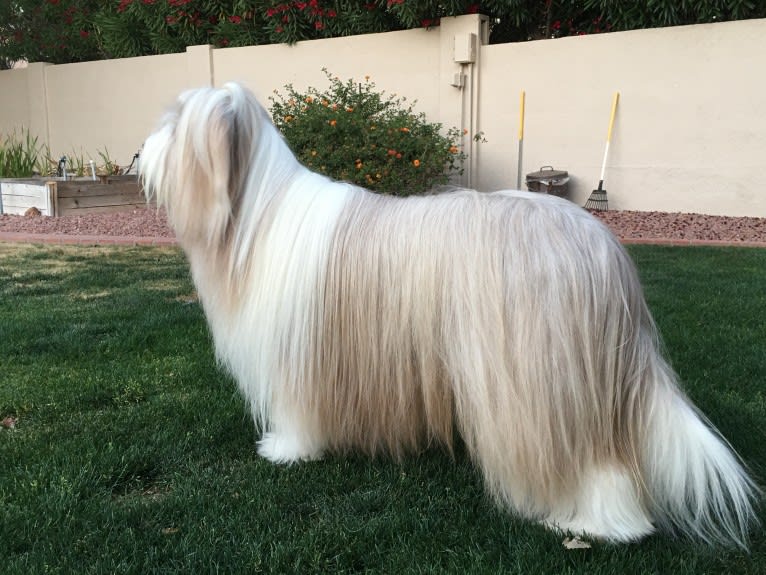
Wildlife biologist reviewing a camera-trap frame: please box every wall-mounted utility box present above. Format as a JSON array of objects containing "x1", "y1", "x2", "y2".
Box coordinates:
[{"x1": 454, "y1": 33, "x2": 477, "y2": 63}]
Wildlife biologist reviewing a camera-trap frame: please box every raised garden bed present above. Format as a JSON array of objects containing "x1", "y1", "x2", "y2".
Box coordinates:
[{"x1": 0, "y1": 175, "x2": 149, "y2": 217}]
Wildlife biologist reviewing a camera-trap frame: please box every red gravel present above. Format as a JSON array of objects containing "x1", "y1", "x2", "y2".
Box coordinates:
[
  {"x1": 0, "y1": 208, "x2": 173, "y2": 239},
  {"x1": 590, "y1": 210, "x2": 766, "y2": 245},
  {"x1": 1, "y1": 206, "x2": 765, "y2": 246}
]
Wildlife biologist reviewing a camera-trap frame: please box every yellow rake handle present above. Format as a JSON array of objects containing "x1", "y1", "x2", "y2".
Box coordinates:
[
  {"x1": 516, "y1": 91, "x2": 525, "y2": 189},
  {"x1": 606, "y1": 92, "x2": 619, "y2": 143},
  {"x1": 599, "y1": 92, "x2": 620, "y2": 183},
  {"x1": 518, "y1": 90, "x2": 526, "y2": 142}
]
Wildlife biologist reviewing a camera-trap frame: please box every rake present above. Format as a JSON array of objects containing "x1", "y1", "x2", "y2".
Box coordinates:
[
  {"x1": 584, "y1": 92, "x2": 619, "y2": 211},
  {"x1": 516, "y1": 90, "x2": 525, "y2": 189}
]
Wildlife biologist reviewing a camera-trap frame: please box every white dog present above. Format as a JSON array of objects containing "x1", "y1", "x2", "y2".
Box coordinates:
[{"x1": 141, "y1": 83, "x2": 758, "y2": 547}]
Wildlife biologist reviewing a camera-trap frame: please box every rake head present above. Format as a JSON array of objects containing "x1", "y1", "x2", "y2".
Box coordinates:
[{"x1": 584, "y1": 189, "x2": 608, "y2": 211}]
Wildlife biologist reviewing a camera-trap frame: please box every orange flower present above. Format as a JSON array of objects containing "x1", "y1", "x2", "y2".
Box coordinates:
[
  {"x1": 329, "y1": 119, "x2": 337, "y2": 127},
  {"x1": 413, "y1": 159, "x2": 421, "y2": 167},
  {"x1": 346, "y1": 107, "x2": 354, "y2": 113},
  {"x1": 332, "y1": 103, "x2": 338, "y2": 111},
  {"x1": 305, "y1": 96, "x2": 314, "y2": 104},
  {"x1": 310, "y1": 150, "x2": 317, "y2": 156},
  {"x1": 400, "y1": 127, "x2": 410, "y2": 133},
  {"x1": 396, "y1": 153, "x2": 402, "y2": 159},
  {"x1": 284, "y1": 115, "x2": 293, "y2": 122},
  {"x1": 463, "y1": 128, "x2": 469, "y2": 135},
  {"x1": 321, "y1": 99, "x2": 329, "y2": 107},
  {"x1": 449, "y1": 145, "x2": 458, "y2": 154},
  {"x1": 387, "y1": 149, "x2": 397, "y2": 156}
]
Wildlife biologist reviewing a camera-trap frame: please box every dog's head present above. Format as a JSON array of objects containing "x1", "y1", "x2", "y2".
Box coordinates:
[{"x1": 141, "y1": 83, "x2": 264, "y2": 245}]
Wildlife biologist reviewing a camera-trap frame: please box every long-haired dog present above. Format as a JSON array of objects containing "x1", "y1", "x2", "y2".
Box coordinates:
[{"x1": 141, "y1": 83, "x2": 759, "y2": 547}]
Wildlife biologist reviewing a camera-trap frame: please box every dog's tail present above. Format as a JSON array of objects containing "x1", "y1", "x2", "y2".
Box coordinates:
[{"x1": 642, "y1": 358, "x2": 760, "y2": 548}]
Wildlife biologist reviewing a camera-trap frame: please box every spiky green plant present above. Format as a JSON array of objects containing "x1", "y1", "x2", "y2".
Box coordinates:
[{"x1": 0, "y1": 129, "x2": 42, "y2": 178}]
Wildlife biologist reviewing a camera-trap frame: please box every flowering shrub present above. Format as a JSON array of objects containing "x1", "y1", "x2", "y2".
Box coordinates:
[{"x1": 270, "y1": 71, "x2": 466, "y2": 196}]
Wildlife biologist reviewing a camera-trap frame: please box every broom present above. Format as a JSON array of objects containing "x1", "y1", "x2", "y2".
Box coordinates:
[{"x1": 584, "y1": 92, "x2": 619, "y2": 211}]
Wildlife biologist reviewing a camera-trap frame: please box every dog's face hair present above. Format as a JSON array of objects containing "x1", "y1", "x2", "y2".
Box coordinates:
[{"x1": 142, "y1": 85, "x2": 261, "y2": 246}]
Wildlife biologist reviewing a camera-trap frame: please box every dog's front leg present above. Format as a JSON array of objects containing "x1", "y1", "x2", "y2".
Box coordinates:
[{"x1": 256, "y1": 398, "x2": 326, "y2": 464}]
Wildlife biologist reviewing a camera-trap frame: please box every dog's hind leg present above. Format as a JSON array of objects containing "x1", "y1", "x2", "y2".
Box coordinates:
[
  {"x1": 257, "y1": 431, "x2": 324, "y2": 464},
  {"x1": 541, "y1": 465, "x2": 655, "y2": 543}
]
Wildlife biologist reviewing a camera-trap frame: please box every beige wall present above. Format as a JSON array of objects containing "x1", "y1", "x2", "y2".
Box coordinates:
[
  {"x1": 45, "y1": 52, "x2": 189, "y2": 168},
  {"x1": 213, "y1": 28, "x2": 441, "y2": 117},
  {"x1": 1, "y1": 15, "x2": 764, "y2": 216},
  {"x1": 211, "y1": 16, "x2": 485, "y2": 186},
  {"x1": 476, "y1": 19, "x2": 766, "y2": 216},
  {"x1": 0, "y1": 68, "x2": 31, "y2": 137}
]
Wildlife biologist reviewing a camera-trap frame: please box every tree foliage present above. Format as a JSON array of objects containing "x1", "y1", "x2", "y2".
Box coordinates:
[
  {"x1": 1, "y1": 0, "x2": 102, "y2": 68},
  {"x1": 1, "y1": 1, "x2": 764, "y2": 67}
]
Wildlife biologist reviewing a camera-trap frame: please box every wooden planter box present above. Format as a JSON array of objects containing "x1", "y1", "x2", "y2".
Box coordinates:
[{"x1": 0, "y1": 176, "x2": 150, "y2": 217}]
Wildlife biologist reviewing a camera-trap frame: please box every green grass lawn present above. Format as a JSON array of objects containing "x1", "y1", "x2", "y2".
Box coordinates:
[{"x1": 1, "y1": 243, "x2": 764, "y2": 574}]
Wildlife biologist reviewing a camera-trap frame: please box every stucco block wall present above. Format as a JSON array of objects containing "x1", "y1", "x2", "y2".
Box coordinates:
[
  {"x1": 477, "y1": 20, "x2": 766, "y2": 215},
  {"x1": 1, "y1": 15, "x2": 764, "y2": 216}
]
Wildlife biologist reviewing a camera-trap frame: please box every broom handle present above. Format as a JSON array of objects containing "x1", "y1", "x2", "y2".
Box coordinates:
[
  {"x1": 516, "y1": 90, "x2": 525, "y2": 189},
  {"x1": 599, "y1": 92, "x2": 620, "y2": 183}
]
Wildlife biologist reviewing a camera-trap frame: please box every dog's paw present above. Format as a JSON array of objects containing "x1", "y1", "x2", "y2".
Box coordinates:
[
  {"x1": 257, "y1": 432, "x2": 324, "y2": 464},
  {"x1": 541, "y1": 467, "x2": 655, "y2": 543}
]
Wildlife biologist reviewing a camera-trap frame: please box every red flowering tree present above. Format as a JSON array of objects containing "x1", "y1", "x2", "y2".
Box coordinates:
[
  {"x1": 1, "y1": 1, "x2": 764, "y2": 66},
  {"x1": 0, "y1": 0, "x2": 102, "y2": 67},
  {"x1": 262, "y1": 1, "x2": 398, "y2": 42},
  {"x1": 94, "y1": 0, "x2": 272, "y2": 57}
]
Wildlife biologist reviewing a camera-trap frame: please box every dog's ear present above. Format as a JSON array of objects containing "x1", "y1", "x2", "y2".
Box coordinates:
[
  {"x1": 150, "y1": 83, "x2": 257, "y2": 245},
  {"x1": 207, "y1": 83, "x2": 257, "y2": 210}
]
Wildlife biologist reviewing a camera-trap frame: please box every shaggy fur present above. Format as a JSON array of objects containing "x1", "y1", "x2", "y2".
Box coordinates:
[{"x1": 141, "y1": 83, "x2": 759, "y2": 547}]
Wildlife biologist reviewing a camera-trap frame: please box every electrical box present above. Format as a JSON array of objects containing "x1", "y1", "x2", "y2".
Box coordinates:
[{"x1": 454, "y1": 33, "x2": 477, "y2": 64}]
